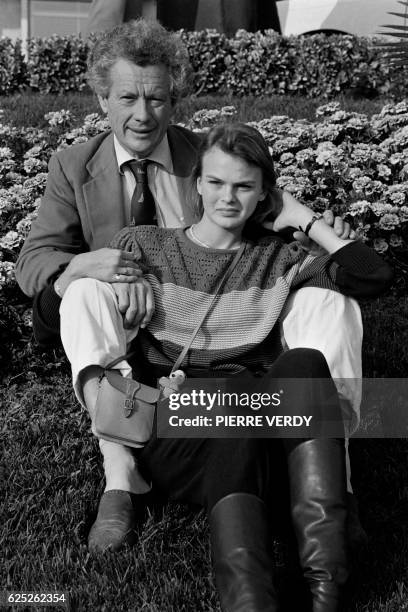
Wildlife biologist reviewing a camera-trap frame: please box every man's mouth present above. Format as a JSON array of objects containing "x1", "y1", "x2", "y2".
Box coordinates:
[{"x1": 128, "y1": 127, "x2": 154, "y2": 135}]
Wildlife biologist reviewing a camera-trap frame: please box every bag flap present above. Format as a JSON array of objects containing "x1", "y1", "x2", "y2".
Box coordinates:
[{"x1": 105, "y1": 369, "x2": 161, "y2": 403}]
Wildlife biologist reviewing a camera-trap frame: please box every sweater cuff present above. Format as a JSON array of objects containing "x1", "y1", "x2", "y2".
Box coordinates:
[
  {"x1": 32, "y1": 284, "x2": 62, "y2": 345},
  {"x1": 331, "y1": 241, "x2": 389, "y2": 274}
]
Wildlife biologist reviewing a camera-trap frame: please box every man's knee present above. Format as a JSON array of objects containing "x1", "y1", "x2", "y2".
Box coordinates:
[{"x1": 63, "y1": 277, "x2": 110, "y2": 303}]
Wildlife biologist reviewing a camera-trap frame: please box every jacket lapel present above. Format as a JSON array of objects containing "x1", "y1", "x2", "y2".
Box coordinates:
[
  {"x1": 83, "y1": 133, "x2": 127, "y2": 249},
  {"x1": 167, "y1": 125, "x2": 202, "y2": 225}
]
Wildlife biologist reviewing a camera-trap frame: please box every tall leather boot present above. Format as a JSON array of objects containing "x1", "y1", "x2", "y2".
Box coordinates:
[
  {"x1": 287, "y1": 439, "x2": 349, "y2": 612},
  {"x1": 209, "y1": 493, "x2": 278, "y2": 612}
]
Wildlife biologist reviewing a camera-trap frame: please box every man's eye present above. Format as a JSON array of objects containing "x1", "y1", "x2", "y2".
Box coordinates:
[{"x1": 208, "y1": 180, "x2": 221, "y2": 185}]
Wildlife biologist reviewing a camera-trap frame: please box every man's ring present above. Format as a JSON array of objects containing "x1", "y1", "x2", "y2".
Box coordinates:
[{"x1": 114, "y1": 273, "x2": 121, "y2": 280}]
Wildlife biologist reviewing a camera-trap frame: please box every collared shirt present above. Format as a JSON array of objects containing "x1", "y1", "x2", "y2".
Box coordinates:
[{"x1": 114, "y1": 135, "x2": 187, "y2": 228}]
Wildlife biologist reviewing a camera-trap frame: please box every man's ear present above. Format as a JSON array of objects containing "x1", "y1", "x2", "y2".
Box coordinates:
[{"x1": 98, "y1": 95, "x2": 108, "y2": 114}]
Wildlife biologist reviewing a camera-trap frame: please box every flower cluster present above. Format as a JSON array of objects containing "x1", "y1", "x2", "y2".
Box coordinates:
[
  {"x1": 185, "y1": 106, "x2": 237, "y2": 129},
  {"x1": 1, "y1": 101, "x2": 407, "y2": 300}
]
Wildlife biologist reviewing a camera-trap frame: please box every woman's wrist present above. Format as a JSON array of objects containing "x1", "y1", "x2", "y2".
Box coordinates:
[{"x1": 292, "y1": 205, "x2": 314, "y2": 232}]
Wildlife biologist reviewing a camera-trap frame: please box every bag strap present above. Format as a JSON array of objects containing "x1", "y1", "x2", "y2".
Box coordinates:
[
  {"x1": 170, "y1": 242, "x2": 246, "y2": 374},
  {"x1": 104, "y1": 351, "x2": 136, "y2": 371},
  {"x1": 103, "y1": 242, "x2": 246, "y2": 376}
]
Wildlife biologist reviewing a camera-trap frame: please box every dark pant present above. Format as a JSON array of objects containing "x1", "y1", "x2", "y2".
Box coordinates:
[{"x1": 139, "y1": 348, "x2": 344, "y2": 512}]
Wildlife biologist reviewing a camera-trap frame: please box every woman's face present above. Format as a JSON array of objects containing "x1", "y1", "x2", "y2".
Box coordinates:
[{"x1": 197, "y1": 146, "x2": 266, "y2": 232}]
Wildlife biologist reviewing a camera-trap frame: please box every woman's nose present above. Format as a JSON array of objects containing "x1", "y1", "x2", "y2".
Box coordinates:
[{"x1": 221, "y1": 185, "x2": 236, "y2": 202}]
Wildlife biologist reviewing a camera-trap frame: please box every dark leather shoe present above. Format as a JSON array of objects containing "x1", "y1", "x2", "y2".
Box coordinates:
[{"x1": 88, "y1": 490, "x2": 138, "y2": 553}]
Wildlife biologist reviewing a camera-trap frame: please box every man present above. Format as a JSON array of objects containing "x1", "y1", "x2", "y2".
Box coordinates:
[{"x1": 16, "y1": 19, "x2": 363, "y2": 554}]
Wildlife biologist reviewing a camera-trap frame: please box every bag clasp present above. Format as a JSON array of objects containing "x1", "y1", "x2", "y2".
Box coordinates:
[{"x1": 124, "y1": 381, "x2": 138, "y2": 417}]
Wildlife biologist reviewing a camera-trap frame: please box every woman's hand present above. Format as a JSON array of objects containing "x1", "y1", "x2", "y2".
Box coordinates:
[
  {"x1": 261, "y1": 190, "x2": 356, "y2": 255},
  {"x1": 293, "y1": 210, "x2": 357, "y2": 256}
]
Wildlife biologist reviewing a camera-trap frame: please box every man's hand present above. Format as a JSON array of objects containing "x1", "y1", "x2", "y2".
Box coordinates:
[
  {"x1": 112, "y1": 279, "x2": 155, "y2": 329},
  {"x1": 56, "y1": 248, "x2": 142, "y2": 296},
  {"x1": 72, "y1": 248, "x2": 142, "y2": 282}
]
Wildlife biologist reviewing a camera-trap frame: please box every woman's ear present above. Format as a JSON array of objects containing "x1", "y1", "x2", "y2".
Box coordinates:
[
  {"x1": 196, "y1": 177, "x2": 202, "y2": 196},
  {"x1": 259, "y1": 191, "x2": 266, "y2": 201}
]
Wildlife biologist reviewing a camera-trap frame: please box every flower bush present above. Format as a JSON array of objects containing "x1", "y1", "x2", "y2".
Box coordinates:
[
  {"x1": 1, "y1": 100, "x2": 407, "y2": 372},
  {"x1": 1, "y1": 31, "x2": 407, "y2": 98}
]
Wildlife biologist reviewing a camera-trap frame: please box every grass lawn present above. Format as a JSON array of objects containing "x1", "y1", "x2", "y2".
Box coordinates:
[
  {"x1": 0, "y1": 89, "x2": 388, "y2": 128},
  {"x1": 1, "y1": 92, "x2": 408, "y2": 611}
]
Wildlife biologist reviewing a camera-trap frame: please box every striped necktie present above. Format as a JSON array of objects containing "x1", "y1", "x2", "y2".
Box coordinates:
[{"x1": 126, "y1": 159, "x2": 157, "y2": 226}]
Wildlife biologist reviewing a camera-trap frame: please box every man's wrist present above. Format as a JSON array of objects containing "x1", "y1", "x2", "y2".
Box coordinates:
[{"x1": 53, "y1": 265, "x2": 76, "y2": 298}]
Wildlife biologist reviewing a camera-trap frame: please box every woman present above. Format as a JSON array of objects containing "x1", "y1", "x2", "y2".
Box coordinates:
[{"x1": 61, "y1": 123, "x2": 391, "y2": 611}]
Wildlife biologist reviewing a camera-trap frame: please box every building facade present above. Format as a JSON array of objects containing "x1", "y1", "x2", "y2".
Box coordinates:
[
  {"x1": 0, "y1": 0, "x2": 280, "y2": 39},
  {"x1": 0, "y1": 0, "x2": 403, "y2": 41}
]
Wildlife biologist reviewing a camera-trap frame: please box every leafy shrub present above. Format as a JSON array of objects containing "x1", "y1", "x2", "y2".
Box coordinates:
[
  {"x1": 26, "y1": 36, "x2": 89, "y2": 93},
  {"x1": 0, "y1": 31, "x2": 407, "y2": 98},
  {"x1": 0, "y1": 38, "x2": 27, "y2": 95},
  {"x1": 184, "y1": 30, "x2": 396, "y2": 99}
]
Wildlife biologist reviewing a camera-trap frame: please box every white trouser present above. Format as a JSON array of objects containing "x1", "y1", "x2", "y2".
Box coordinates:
[{"x1": 60, "y1": 278, "x2": 149, "y2": 493}]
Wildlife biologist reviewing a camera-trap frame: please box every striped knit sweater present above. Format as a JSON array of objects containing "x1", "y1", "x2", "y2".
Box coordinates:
[{"x1": 110, "y1": 226, "x2": 392, "y2": 375}]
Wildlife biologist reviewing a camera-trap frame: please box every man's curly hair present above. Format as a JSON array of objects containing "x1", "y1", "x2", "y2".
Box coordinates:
[{"x1": 87, "y1": 19, "x2": 192, "y2": 103}]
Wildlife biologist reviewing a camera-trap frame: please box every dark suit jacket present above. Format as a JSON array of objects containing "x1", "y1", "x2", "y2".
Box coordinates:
[{"x1": 16, "y1": 125, "x2": 202, "y2": 298}]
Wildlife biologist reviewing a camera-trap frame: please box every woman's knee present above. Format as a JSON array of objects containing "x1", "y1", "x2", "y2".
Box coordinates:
[{"x1": 204, "y1": 439, "x2": 269, "y2": 508}]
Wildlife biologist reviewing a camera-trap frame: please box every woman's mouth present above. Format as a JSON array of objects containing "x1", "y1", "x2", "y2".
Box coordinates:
[{"x1": 217, "y1": 208, "x2": 240, "y2": 215}]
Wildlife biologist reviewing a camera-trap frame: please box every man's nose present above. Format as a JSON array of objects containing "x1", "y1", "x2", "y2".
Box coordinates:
[{"x1": 132, "y1": 97, "x2": 149, "y2": 122}]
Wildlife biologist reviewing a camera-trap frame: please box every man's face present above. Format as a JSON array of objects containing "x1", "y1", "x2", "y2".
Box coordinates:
[{"x1": 98, "y1": 59, "x2": 173, "y2": 159}]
